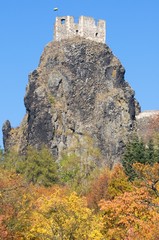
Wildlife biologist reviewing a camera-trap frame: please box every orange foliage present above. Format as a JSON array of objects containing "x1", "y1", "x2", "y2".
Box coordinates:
[
  {"x1": 99, "y1": 187, "x2": 159, "y2": 239},
  {"x1": 133, "y1": 162, "x2": 159, "y2": 198},
  {"x1": 87, "y1": 164, "x2": 132, "y2": 210},
  {"x1": 0, "y1": 167, "x2": 71, "y2": 239},
  {"x1": 0, "y1": 169, "x2": 28, "y2": 239},
  {"x1": 1, "y1": 162, "x2": 159, "y2": 239},
  {"x1": 87, "y1": 167, "x2": 110, "y2": 210}
]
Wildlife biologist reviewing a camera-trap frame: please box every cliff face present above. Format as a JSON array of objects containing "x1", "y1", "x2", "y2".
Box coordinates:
[{"x1": 3, "y1": 38, "x2": 140, "y2": 165}]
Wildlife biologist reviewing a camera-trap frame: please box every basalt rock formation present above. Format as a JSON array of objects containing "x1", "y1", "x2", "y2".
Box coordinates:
[{"x1": 3, "y1": 37, "x2": 140, "y2": 165}]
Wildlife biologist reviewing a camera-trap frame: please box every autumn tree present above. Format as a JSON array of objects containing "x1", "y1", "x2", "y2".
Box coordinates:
[
  {"x1": 87, "y1": 164, "x2": 132, "y2": 210},
  {"x1": 99, "y1": 187, "x2": 159, "y2": 239},
  {"x1": 106, "y1": 164, "x2": 132, "y2": 199},
  {"x1": 26, "y1": 188, "x2": 104, "y2": 240},
  {"x1": 0, "y1": 167, "x2": 33, "y2": 239},
  {"x1": 86, "y1": 167, "x2": 110, "y2": 210},
  {"x1": 133, "y1": 162, "x2": 159, "y2": 198}
]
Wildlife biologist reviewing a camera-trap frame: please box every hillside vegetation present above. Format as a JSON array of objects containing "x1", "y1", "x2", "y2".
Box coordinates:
[{"x1": 1, "y1": 132, "x2": 159, "y2": 239}]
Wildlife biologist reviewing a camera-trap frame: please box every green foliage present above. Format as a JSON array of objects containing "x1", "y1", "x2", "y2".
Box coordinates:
[
  {"x1": 0, "y1": 146, "x2": 59, "y2": 187},
  {"x1": 48, "y1": 94, "x2": 55, "y2": 105},
  {"x1": 122, "y1": 136, "x2": 145, "y2": 180},
  {"x1": 59, "y1": 152, "x2": 99, "y2": 194},
  {"x1": 18, "y1": 146, "x2": 59, "y2": 187},
  {"x1": 59, "y1": 135, "x2": 101, "y2": 194},
  {"x1": 145, "y1": 139, "x2": 156, "y2": 164},
  {"x1": 0, "y1": 149, "x2": 21, "y2": 171},
  {"x1": 122, "y1": 136, "x2": 159, "y2": 180},
  {"x1": 59, "y1": 153, "x2": 80, "y2": 183},
  {"x1": 0, "y1": 146, "x2": 3, "y2": 162}
]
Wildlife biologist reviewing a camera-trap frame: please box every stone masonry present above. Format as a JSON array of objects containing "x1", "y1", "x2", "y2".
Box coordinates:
[{"x1": 54, "y1": 16, "x2": 106, "y2": 43}]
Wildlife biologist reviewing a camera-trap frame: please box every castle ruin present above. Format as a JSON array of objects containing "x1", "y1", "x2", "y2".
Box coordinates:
[{"x1": 54, "y1": 16, "x2": 106, "y2": 43}]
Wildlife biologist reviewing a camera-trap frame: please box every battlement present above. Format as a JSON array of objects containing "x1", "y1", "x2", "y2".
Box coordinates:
[{"x1": 54, "y1": 16, "x2": 106, "y2": 43}]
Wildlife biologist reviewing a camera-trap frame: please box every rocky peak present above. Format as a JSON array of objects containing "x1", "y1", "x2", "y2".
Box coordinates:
[{"x1": 3, "y1": 37, "x2": 140, "y2": 166}]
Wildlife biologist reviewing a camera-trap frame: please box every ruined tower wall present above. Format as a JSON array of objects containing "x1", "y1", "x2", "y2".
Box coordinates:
[{"x1": 54, "y1": 16, "x2": 106, "y2": 43}]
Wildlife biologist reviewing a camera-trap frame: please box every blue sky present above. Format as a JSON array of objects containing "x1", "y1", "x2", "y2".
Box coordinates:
[{"x1": 0, "y1": 0, "x2": 159, "y2": 148}]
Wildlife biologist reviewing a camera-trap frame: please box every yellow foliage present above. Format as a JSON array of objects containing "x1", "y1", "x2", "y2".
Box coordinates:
[{"x1": 27, "y1": 188, "x2": 103, "y2": 239}]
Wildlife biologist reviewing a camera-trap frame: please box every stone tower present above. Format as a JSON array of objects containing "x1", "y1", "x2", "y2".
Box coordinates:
[{"x1": 54, "y1": 16, "x2": 106, "y2": 43}]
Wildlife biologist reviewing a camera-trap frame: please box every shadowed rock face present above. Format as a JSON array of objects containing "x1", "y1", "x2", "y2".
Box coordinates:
[
  {"x1": 3, "y1": 38, "x2": 140, "y2": 165},
  {"x1": 2, "y1": 120, "x2": 11, "y2": 150}
]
